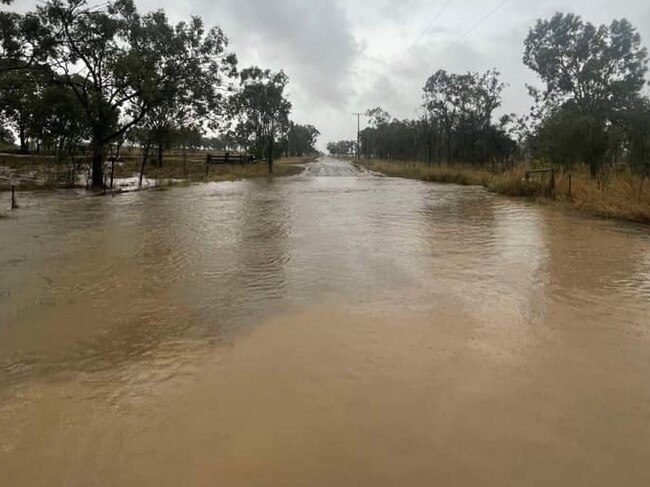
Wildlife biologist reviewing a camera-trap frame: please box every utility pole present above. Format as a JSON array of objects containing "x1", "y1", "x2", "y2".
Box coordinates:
[{"x1": 353, "y1": 112, "x2": 364, "y2": 160}]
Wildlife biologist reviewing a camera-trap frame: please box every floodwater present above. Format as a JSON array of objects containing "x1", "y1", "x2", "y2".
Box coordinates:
[{"x1": 1, "y1": 157, "x2": 650, "y2": 486}]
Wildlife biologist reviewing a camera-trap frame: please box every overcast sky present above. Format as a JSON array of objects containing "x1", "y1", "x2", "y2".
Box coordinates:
[{"x1": 15, "y1": 0, "x2": 650, "y2": 148}]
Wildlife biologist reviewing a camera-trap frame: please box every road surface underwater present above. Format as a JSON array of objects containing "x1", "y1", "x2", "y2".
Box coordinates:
[{"x1": 1, "y1": 157, "x2": 650, "y2": 485}]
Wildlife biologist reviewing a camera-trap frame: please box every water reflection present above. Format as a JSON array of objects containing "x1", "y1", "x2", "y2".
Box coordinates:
[
  {"x1": 2, "y1": 160, "x2": 650, "y2": 384},
  {"x1": 1, "y1": 158, "x2": 650, "y2": 484}
]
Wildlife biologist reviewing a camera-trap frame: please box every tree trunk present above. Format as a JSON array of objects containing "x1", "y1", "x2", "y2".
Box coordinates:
[
  {"x1": 109, "y1": 157, "x2": 116, "y2": 190},
  {"x1": 267, "y1": 137, "x2": 274, "y2": 175},
  {"x1": 586, "y1": 120, "x2": 599, "y2": 179},
  {"x1": 69, "y1": 154, "x2": 76, "y2": 188},
  {"x1": 91, "y1": 146, "x2": 105, "y2": 189},
  {"x1": 112, "y1": 137, "x2": 125, "y2": 190},
  {"x1": 445, "y1": 119, "x2": 452, "y2": 164},
  {"x1": 139, "y1": 143, "x2": 151, "y2": 189},
  {"x1": 19, "y1": 125, "x2": 28, "y2": 155},
  {"x1": 157, "y1": 144, "x2": 164, "y2": 168},
  {"x1": 182, "y1": 144, "x2": 188, "y2": 180},
  {"x1": 588, "y1": 157, "x2": 598, "y2": 178}
]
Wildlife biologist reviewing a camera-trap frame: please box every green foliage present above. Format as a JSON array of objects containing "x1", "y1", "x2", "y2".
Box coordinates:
[
  {"x1": 1, "y1": 0, "x2": 240, "y2": 187},
  {"x1": 359, "y1": 116, "x2": 429, "y2": 161},
  {"x1": 340, "y1": 70, "x2": 515, "y2": 165},
  {"x1": 327, "y1": 140, "x2": 356, "y2": 156},
  {"x1": 0, "y1": 68, "x2": 42, "y2": 153},
  {"x1": 284, "y1": 123, "x2": 320, "y2": 156},
  {"x1": 201, "y1": 134, "x2": 238, "y2": 151},
  {"x1": 131, "y1": 14, "x2": 237, "y2": 167},
  {"x1": 524, "y1": 12, "x2": 650, "y2": 176},
  {"x1": 228, "y1": 67, "x2": 292, "y2": 168},
  {"x1": 1, "y1": 0, "x2": 315, "y2": 188},
  {"x1": 0, "y1": 67, "x2": 87, "y2": 155},
  {"x1": 366, "y1": 107, "x2": 391, "y2": 127},
  {"x1": 422, "y1": 69, "x2": 508, "y2": 164},
  {"x1": 524, "y1": 13, "x2": 648, "y2": 114},
  {"x1": 534, "y1": 103, "x2": 608, "y2": 170},
  {"x1": 0, "y1": 125, "x2": 14, "y2": 147},
  {"x1": 620, "y1": 98, "x2": 650, "y2": 178},
  {"x1": 329, "y1": 12, "x2": 649, "y2": 178}
]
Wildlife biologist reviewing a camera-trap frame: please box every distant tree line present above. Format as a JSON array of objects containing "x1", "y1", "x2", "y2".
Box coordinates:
[
  {"x1": 327, "y1": 140, "x2": 357, "y2": 156},
  {"x1": 0, "y1": 0, "x2": 320, "y2": 187},
  {"x1": 328, "y1": 12, "x2": 650, "y2": 180}
]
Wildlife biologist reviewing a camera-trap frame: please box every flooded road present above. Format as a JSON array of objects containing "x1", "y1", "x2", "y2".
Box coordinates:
[{"x1": 1, "y1": 157, "x2": 650, "y2": 485}]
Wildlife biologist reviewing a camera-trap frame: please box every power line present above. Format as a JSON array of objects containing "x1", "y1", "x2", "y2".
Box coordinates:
[
  {"x1": 462, "y1": 0, "x2": 511, "y2": 38},
  {"x1": 402, "y1": 0, "x2": 454, "y2": 58},
  {"x1": 352, "y1": 113, "x2": 365, "y2": 159}
]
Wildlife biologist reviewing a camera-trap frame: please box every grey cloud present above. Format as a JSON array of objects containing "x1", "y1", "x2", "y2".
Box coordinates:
[
  {"x1": 13, "y1": 0, "x2": 650, "y2": 148},
  {"x1": 193, "y1": 0, "x2": 359, "y2": 106}
]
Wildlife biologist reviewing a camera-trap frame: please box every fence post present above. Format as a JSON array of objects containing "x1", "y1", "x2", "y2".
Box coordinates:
[
  {"x1": 109, "y1": 156, "x2": 117, "y2": 190},
  {"x1": 568, "y1": 174, "x2": 572, "y2": 198},
  {"x1": 11, "y1": 184, "x2": 18, "y2": 209},
  {"x1": 206, "y1": 154, "x2": 211, "y2": 177},
  {"x1": 549, "y1": 169, "x2": 556, "y2": 199}
]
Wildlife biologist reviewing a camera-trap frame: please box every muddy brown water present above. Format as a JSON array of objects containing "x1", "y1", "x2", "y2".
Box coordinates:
[{"x1": 1, "y1": 157, "x2": 650, "y2": 486}]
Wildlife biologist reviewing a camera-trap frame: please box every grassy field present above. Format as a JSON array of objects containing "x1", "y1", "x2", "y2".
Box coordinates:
[
  {"x1": 358, "y1": 159, "x2": 650, "y2": 224},
  {"x1": 0, "y1": 152, "x2": 317, "y2": 192}
]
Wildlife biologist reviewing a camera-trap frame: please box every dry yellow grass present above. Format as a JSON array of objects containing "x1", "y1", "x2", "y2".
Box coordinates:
[
  {"x1": 556, "y1": 171, "x2": 650, "y2": 223},
  {"x1": 358, "y1": 159, "x2": 650, "y2": 224}
]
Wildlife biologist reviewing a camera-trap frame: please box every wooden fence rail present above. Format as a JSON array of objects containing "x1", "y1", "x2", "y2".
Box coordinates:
[
  {"x1": 525, "y1": 168, "x2": 556, "y2": 199},
  {"x1": 206, "y1": 153, "x2": 256, "y2": 165}
]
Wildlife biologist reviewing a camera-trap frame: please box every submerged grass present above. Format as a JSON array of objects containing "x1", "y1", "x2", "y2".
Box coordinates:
[
  {"x1": 0, "y1": 153, "x2": 317, "y2": 192},
  {"x1": 108, "y1": 154, "x2": 314, "y2": 183},
  {"x1": 117, "y1": 156, "x2": 311, "y2": 184},
  {"x1": 358, "y1": 159, "x2": 650, "y2": 224}
]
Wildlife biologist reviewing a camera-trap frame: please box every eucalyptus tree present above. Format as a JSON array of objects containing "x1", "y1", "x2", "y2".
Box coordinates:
[
  {"x1": 524, "y1": 12, "x2": 649, "y2": 175},
  {"x1": 621, "y1": 98, "x2": 650, "y2": 195},
  {"x1": 136, "y1": 15, "x2": 237, "y2": 168},
  {"x1": 285, "y1": 123, "x2": 320, "y2": 156},
  {"x1": 0, "y1": 69, "x2": 42, "y2": 153},
  {"x1": 35, "y1": 80, "x2": 89, "y2": 154},
  {"x1": 327, "y1": 140, "x2": 356, "y2": 156},
  {"x1": 1, "y1": 0, "x2": 236, "y2": 188},
  {"x1": 0, "y1": 6, "x2": 53, "y2": 73},
  {"x1": 423, "y1": 69, "x2": 506, "y2": 164},
  {"x1": 0, "y1": 126, "x2": 13, "y2": 148},
  {"x1": 0, "y1": 63, "x2": 89, "y2": 154},
  {"x1": 423, "y1": 70, "x2": 458, "y2": 163},
  {"x1": 366, "y1": 107, "x2": 391, "y2": 127},
  {"x1": 360, "y1": 115, "x2": 435, "y2": 161},
  {"x1": 229, "y1": 67, "x2": 292, "y2": 174}
]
